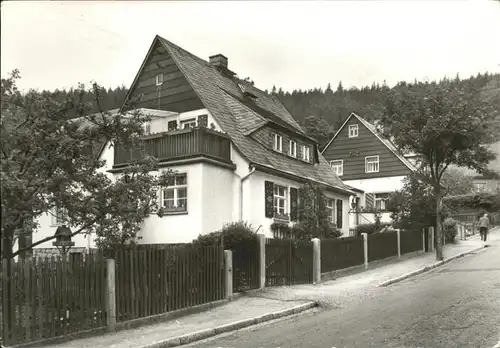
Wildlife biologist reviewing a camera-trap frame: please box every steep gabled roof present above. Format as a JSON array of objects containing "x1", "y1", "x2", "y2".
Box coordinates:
[
  {"x1": 124, "y1": 35, "x2": 353, "y2": 194},
  {"x1": 321, "y1": 112, "x2": 419, "y2": 174}
]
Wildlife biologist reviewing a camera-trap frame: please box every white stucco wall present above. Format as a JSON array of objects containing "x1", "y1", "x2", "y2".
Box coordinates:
[
  {"x1": 243, "y1": 171, "x2": 301, "y2": 238},
  {"x1": 139, "y1": 164, "x2": 203, "y2": 244},
  {"x1": 344, "y1": 176, "x2": 406, "y2": 198}
]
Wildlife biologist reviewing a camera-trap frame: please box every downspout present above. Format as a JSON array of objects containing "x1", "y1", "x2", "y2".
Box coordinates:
[{"x1": 239, "y1": 165, "x2": 256, "y2": 221}]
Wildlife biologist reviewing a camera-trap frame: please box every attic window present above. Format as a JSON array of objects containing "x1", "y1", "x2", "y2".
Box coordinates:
[
  {"x1": 289, "y1": 140, "x2": 297, "y2": 158},
  {"x1": 349, "y1": 124, "x2": 359, "y2": 138},
  {"x1": 156, "y1": 73, "x2": 163, "y2": 86},
  {"x1": 302, "y1": 145, "x2": 310, "y2": 162},
  {"x1": 273, "y1": 133, "x2": 282, "y2": 153}
]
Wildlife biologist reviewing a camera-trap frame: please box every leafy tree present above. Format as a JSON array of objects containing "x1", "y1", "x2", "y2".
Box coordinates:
[
  {"x1": 441, "y1": 167, "x2": 474, "y2": 196},
  {"x1": 297, "y1": 183, "x2": 341, "y2": 239},
  {"x1": 381, "y1": 78, "x2": 499, "y2": 260},
  {"x1": 1, "y1": 70, "x2": 172, "y2": 259},
  {"x1": 302, "y1": 115, "x2": 336, "y2": 151}
]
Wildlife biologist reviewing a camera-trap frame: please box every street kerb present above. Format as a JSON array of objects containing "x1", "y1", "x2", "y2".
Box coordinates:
[
  {"x1": 136, "y1": 301, "x2": 317, "y2": 348},
  {"x1": 377, "y1": 245, "x2": 487, "y2": 287}
]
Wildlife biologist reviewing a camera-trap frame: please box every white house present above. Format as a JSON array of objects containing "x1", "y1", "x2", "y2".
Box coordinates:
[
  {"x1": 321, "y1": 112, "x2": 425, "y2": 228},
  {"x1": 29, "y1": 35, "x2": 355, "y2": 256}
]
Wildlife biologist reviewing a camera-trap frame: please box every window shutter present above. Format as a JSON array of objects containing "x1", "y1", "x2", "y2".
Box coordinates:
[
  {"x1": 168, "y1": 120, "x2": 177, "y2": 131},
  {"x1": 197, "y1": 114, "x2": 208, "y2": 128},
  {"x1": 336, "y1": 199, "x2": 343, "y2": 229},
  {"x1": 264, "y1": 181, "x2": 274, "y2": 218},
  {"x1": 290, "y1": 187, "x2": 298, "y2": 221}
]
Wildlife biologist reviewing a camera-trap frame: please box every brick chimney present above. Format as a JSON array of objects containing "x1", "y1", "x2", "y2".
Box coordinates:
[{"x1": 209, "y1": 54, "x2": 228, "y2": 70}]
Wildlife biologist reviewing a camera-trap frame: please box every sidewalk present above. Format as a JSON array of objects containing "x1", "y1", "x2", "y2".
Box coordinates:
[
  {"x1": 39, "y1": 234, "x2": 491, "y2": 348},
  {"x1": 47, "y1": 297, "x2": 315, "y2": 348}
]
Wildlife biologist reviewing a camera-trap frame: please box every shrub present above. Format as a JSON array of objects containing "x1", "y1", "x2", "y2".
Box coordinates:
[
  {"x1": 354, "y1": 223, "x2": 391, "y2": 237},
  {"x1": 443, "y1": 218, "x2": 458, "y2": 243},
  {"x1": 192, "y1": 221, "x2": 257, "y2": 249}
]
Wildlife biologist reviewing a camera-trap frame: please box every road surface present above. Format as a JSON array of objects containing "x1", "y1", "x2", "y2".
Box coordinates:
[{"x1": 189, "y1": 237, "x2": 500, "y2": 348}]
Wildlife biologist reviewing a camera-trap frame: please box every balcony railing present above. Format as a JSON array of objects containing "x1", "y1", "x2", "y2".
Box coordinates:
[{"x1": 113, "y1": 127, "x2": 232, "y2": 167}]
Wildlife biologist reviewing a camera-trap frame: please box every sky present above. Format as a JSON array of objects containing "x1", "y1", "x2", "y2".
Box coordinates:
[{"x1": 2, "y1": 1, "x2": 500, "y2": 93}]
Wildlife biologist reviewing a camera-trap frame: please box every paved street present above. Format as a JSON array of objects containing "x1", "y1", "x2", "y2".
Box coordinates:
[{"x1": 188, "y1": 235, "x2": 500, "y2": 348}]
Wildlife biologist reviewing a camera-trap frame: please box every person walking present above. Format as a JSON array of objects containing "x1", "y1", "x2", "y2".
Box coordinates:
[{"x1": 478, "y1": 213, "x2": 490, "y2": 242}]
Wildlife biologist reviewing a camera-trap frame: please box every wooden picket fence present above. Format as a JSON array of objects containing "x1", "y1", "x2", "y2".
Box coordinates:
[
  {"x1": 368, "y1": 232, "x2": 399, "y2": 262},
  {"x1": 1, "y1": 254, "x2": 107, "y2": 346},
  {"x1": 320, "y1": 236, "x2": 364, "y2": 273},
  {"x1": 231, "y1": 240, "x2": 260, "y2": 293},
  {"x1": 113, "y1": 245, "x2": 224, "y2": 323},
  {"x1": 265, "y1": 239, "x2": 313, "y2": 287}
]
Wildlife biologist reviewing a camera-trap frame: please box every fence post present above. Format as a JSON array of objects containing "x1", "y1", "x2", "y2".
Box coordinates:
[
  {"x1": 257, "y1": 233, "x2": 266, "y2": 289},
  {"x1": 105, "y1": 258, "x2": 116, "y2": 332},
  {"x1": 224, "y1": 250, "x2": 233, "y2": 300},
  {"x1": 396, "y1": 230, "x2": 401, "y2": 259},
  {"x1": 429, "y1": 226, "x2": 435, "y2": 252},
  {"x1": 362, "y1": 233, "x2": 368, "y2": 270},
  {"x1": 422, "y1": 228, "x2": 426, "y2": 253},
  {"x1": 312, "y1": 238, "x2": 321, "y2": 285}
]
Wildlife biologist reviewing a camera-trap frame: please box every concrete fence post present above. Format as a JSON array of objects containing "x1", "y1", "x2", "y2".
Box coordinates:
[
  {"x1": 422, "y1": 228, "x2": 426, "y2": 253},
  {"x1": 428, "y1": 226, "x2": 435, "y2": 252},
  {"x1": 396, "y1": 230, "x2": 401, "y2": 259},
  {"x1": 312, "y1": 238, "x2": 321, "y2": 284},
  {"x1": 105, "y1": 258, "x2": 116, "y2": 332},
  {"x1": 362, "y1": 233, "x2": 368, "y2": 270},
  {"x1": 257, "y1": 233, "x2": 266, "y2": 289},
  {"x1": 224, "y1": 250, "x2": 233, "y2": 300}
]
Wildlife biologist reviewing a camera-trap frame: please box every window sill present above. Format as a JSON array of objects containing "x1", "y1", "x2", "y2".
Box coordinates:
[
  {"x1": 153, "y1": 208, "x2": 188, "y2": 216},
  {"x1": 273, "y1": 214, "x2": 290, "y2": 223}
]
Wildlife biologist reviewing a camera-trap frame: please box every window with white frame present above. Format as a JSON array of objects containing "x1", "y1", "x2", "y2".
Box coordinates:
[
  {"x1": 181, "y1": 119, "x2": 197, "y2": 129},
  {"x1": 330, "y1": 160, "x2": 343, "y2": 176},
  {"x1": 50, "y1": 206, "x2": 67, "y2": 226},
  {"x1": 273, "y1": 133, "x2": 282, "y2": 153},
  {"x1": 302, "y1": 145, "x2": 310, "y2": 162},
  {"x1": 289, "y1": 140, "x2": 297, "y2": 158},
  {"x1": 365, "y1": 155, "x2": 380, "y2": 173},
  {"x1": 273, "y1": 184, "x2": 287, "y2": 216},
  {"x1": 374, "y1": 192, "x2": 390, "y2": 211},
  {"x1": 155, "y1": 73, "x2": 163, "y2": 86},
  {"x1": 326, "y1": 198, "x2": 335, "y2": 224},
  {"x1": 161, "y1": 174, "x2": 187, "y2": 211},
  {"x1": 348, "y1": 124, "x2": 359, "y2": 138}
]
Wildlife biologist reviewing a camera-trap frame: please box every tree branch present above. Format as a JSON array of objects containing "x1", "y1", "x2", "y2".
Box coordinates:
[{"x1": 11, "y1": 221, "x2": 96, "y2": 258}]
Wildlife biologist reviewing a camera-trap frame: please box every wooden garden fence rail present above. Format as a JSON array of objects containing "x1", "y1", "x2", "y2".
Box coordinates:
[
  {"x1": 1, "y1": 255, "x2": 107, "y2": 347},
  {"x1": 265, "y1": 239, "x2": 313, "y2": 287},
  {"x1": 367, "y1": 232, "x2": 399, "y2": 262},
  {"x1": 400, "y1": 229, "x2": 424, "y2": 255},
  {"x1": 231, "y1": 240, "x2": 260, "y2": 293},
  {"x1": 320, "y1": 236, "x2": 365, "y2": 273},
  {"x1": 113, "y1": 245, "x2": 224, "y2": 323}
]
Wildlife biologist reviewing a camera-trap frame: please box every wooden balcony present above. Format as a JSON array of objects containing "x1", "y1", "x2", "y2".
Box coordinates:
[{"x1": 113, "y1": 127, "x2": 232, "y2": 167}]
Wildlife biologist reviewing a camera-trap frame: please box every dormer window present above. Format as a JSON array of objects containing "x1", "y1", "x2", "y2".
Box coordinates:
[
  {"x1": 302, "y1": 145, "x2": 310, "y2": 162},
  {"x1": 181, "y1": 119, "x2": 197, "y2": 129},
  {"x1": 155, "y1": 73, "x2": 163, "y2": 86},
  {"x1": 349, "y1": 124, "x2": 359, "y2": 138},
  {"x1": 289, "y1": 140, "x2": 297, "y2": 158},
  {"x1": 273, "y1": 133, "x2": 282, "y2": 152}
]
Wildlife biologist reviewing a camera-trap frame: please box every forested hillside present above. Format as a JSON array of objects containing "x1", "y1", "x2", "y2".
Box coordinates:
[{"x1": 28, "y1": 72, "x2": 500, "y2": 149}]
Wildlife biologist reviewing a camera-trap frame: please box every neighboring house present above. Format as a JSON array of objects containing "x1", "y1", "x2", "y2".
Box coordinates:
[
  {"x1": 321, "y1": 112, "x2": 423, "y2": 227},
  {"x1": 30, "y1": 35, "x2": 354, "y2": 255}
]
